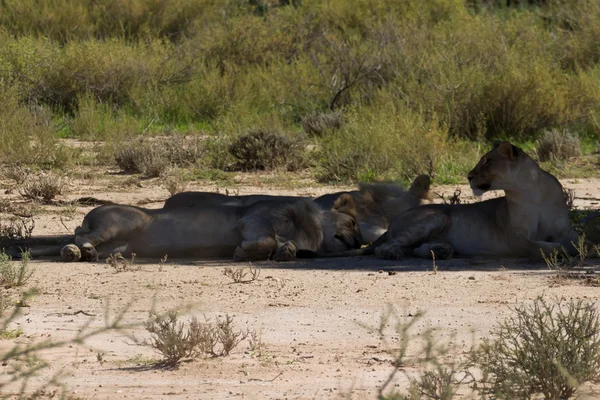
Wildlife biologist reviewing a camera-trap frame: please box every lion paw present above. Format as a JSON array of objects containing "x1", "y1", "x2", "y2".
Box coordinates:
[
  {"x1": 375, "y1": 241, "x2": 404, "y2": 260},
  {"x1": 80, "y1": 243, "x2": 99, "y2": 262},
  {"x1": 60, "y1": 244, "x2": 81, "y2": 262},
  {"x1": 233, "y1": 246, "x2": 248, "y2": 261},
  {"x1": 430, "y1": 243, "x2": 454, "y2": 260},
  {"x1": 274, "y1": 241, "x2": 298, "y2": 262}
]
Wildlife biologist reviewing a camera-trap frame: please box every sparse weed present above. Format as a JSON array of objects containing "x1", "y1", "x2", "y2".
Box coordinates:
[
  {"x1": 0, "y1": 251, "x2": 35, "y2": 289},
  {"x1": 145, "y1": 312, "x2": 253, "y2": 365},
  {"x1": 375, "y1": 306, "x2": 476, "y2": 400},
  {"x1": 563, "y1": 188, "x2": 576, "y2": 210},
  {"x1": 161, "y1": 171, "x2": 189, "y2": 196},
  {"x1": 222, "y1": 264, "x2": 261, "y2": 284},
  {"x1": 439, "y1": 188, "x2": 462, "y2": 206},
  {"x1": 472, "y1": 296, "x2": 600, "y2": 399},
  {"x1": 541, "y1": 234, "x2": 600, "y2": 285},
  {"x1": 19, "y1": 172, "x2": 67, "y2": 203},
  {"x1": 0, "y1": 216, "x2": 35, "y2": 241},
  {"x1": 106, "y1": 252, "x2": 138, "y2": 273}
]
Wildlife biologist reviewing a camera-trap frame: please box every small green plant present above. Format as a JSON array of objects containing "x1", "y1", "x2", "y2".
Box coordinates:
[
  {"x1": 227, "y1": 130, "x2": 306, "y2": 171},
  {"x1": 145, "y1": 312, "x2": 253, "y2": 366},
  {"x1": 0, "y1": 327, "x2": 24, "y2": 340},
  {"x1": 473, "y1": 296, "x2": 600, "y2": 400},
  {"x1": 222, "y1": 264, "x2": 260, "y2": 284},
  {"x1": 0, "y1": 251, "x2": 35, "y2": 289},
  {"x1": 536, "y1": 128, "x2": 582, "y2": 162}
]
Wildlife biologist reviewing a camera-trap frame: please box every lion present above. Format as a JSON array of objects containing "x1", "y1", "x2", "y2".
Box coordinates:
[
  {"x1": 162, "y1": 175, "x2": 432, "y2": 245},
  {"x1": 341, "y1": 141, "x2": 580, "y2": 261},
  {"x1": 24, "y1": 195, "x2": 361, "y2": 262},
  {"x1": 163, "y1": 192, "x2": 304, "y2": 208},
  {"x1": 314, "y1": 175, "x2": 433, "y2": 243}
]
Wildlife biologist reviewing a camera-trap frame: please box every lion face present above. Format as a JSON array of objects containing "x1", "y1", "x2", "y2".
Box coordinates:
[
  {"x1": 467, "y1": 141, "x2": 521, "y2": 197},
  {"x1": 321, "y1": 194, "x2": 363, "y2": 252},
  {"x1": 321, "y1": 211, "x2": 363, "y2": 252}
]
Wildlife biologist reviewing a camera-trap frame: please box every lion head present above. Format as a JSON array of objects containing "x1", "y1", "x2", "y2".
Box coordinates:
[
  {"x1": 320, "y1": 194, "x2": 363, "y2": 252},
  {"x1": 467, "y1": 140, "x2": 525, "y2": 197}
]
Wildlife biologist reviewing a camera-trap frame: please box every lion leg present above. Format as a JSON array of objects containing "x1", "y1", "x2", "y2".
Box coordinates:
[
  {"x1": 375, "y1": 208, "x2": 449, "y2": 260},
  {"x1": 73, "y1": 206, "x2": 149, "y2": 262},
  {"x1": 234, "y1": 216, "x2": 279, "y2": 261}
]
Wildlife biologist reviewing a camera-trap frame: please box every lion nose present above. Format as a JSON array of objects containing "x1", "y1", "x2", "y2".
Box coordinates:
[{"x1": 467, "y1": 172, "x2": 474, "y2": 182}]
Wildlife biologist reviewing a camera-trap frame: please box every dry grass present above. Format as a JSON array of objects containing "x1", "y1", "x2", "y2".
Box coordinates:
[
  {"x1": 19, "y1": 172, "x2": 67, "y2": 203},
  {"x1": 301, "y1": 111, "x2": 344, "y2": 136},
  {"x1": 114, "y1": 136, "x2": 204, "y2": 178},
  {"x1": 228, "y1": 130, "x2": 307, "y2": 172},
  {"x1": 106, "y1": 252, "x2": 138, "y2": 273},
  {"x1": 222, "y1": 264, "x2": 261, "y2": 284},
  {"x1": 536, "y1": 128, "x2": 582, "y2": 162}
]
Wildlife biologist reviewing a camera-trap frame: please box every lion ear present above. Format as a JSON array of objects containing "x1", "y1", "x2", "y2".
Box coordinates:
[
  {"x1": 332, "y1": 194, "x2": 357, "y2": 218},
  {"x1": 492, "y1": 140, "x2": 503, "y2": 149},
  {"x1": 496, "y1": 140, "x2": 518, "y2": 160},
  {"x1": 409, "y1": 174, "x2": 431, "y2": 200}
]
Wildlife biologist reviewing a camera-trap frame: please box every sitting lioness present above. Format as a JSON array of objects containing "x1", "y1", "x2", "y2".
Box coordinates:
[
  {"x1": 28, "y1": 196, "x2": 361, "y2": 262},
  {"x1": 372, "y1": 141, "x2": 580, "y2": 260}
]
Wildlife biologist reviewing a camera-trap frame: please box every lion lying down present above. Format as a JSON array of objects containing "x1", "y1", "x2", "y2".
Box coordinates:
[
  {"x1": 29, "y1": 195, "x2": 362, "y2": 262},
  {"x1": 163, "y1": 175, "x2": 433, "y2": 244},
  {"x1": 363, "y1": 141, "x2": 582, "y2": 260}
]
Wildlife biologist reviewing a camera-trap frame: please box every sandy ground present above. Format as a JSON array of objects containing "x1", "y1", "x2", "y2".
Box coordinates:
[{"x1": 1, "y1": 171, "x2": 600, "y2": 399}]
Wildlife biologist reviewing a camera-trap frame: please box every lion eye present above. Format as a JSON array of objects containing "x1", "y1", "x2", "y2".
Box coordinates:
[{"x1": 484, "y1": 158, "x2": 492, "y2": 166}]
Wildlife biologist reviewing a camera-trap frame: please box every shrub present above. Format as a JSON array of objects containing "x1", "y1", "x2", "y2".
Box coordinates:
[
  {"x1": 0, "y1": 89, "x2": 71, "y2": 167},
  {"x1": 19, "y1": 172, "x2": 67, "y2": 202},
  {"x1": 473, "y1": 296, "x2": 600, "y2": 399},
  {"x1": 315, "y1": 98, "x2": 468, "y2": 183},
  {"x1": 145, "y1": 311, "x2": 252, "y2": 366},
  {"x1": 114, "y1": 136, "x2": 203, "y2": 177},
  {"x1": 536, "y1": 128, "x2": 582, "y2": 162},
  {"x1": 227, "y1": 130, "x2": 306, "y2": 171},
  {"x1": 301, "y1": 111, "x2": 344, "y2": 136}
]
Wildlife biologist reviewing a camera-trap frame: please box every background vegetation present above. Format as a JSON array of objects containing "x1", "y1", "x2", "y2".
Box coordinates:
[{"x1": 0, "y1": 0, "x2": 599, "y2": 183}]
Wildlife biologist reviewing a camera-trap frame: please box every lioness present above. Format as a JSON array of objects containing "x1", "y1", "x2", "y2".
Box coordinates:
[
  {"x1": 371, "y1": 141, "x2": 579, "y2": 260},
  {"x1": 38, "y1": 195, "x2": 361, "y2": 262}
]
